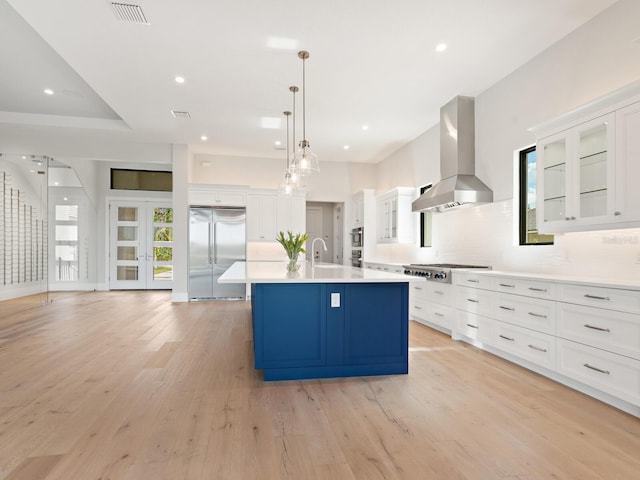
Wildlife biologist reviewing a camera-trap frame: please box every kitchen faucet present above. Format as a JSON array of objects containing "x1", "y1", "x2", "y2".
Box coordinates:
[{"x1": 311, "y1": 237, "x2": 328, "y2": 267}]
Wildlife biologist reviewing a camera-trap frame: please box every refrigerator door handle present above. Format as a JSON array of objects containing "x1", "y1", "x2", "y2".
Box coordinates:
[
  {"x1": 208, "y1": 222, "x2": 212, "y2": 264},
  {"x1": 213, "y1": 222, "x2": 218, "y2": 264}
]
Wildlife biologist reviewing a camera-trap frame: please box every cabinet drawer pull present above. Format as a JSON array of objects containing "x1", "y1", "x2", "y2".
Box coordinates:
[
  {"x1": 413, "y1": 286, "x2": 423, "y2": 291},
  {"x1": 434, "y1": 290, "x2": 444, "y2": 295},
  {"x1": 584, "y1": 363, "x2": 610, "y2": 375},
  {"x1": 467, "y1": 299, "x2": 479, "y2": 303},
  {"x1": 499, "y1": 334, "x2": 515, "y2": 341},
  {"x1": 499, "y1": 283, "x2": 515, "y2": 288},
  {"x1": 413, "y1": 306, "x2": 423, "y2": 310},
  {"x1": 499, "y1": 305, "x2": 515, "y2": 311},
  {"x1": 466, "y1": 323, "x2": 479, "y2": 329},
  {"x1": 584, "y1": 324, "x2": 610, "y2": 332},
  {"x1": 584, "y1": 294, "x2": 610, "y2": 301},
  {"x1": 528, "y1": 344, "x2": 547, "y2": 353},
  {"x1": 528, "y1": 312, "x2": 548, "y2": 319},
  {"x1": 467, "y1": 279, "x2": 479, "y2": 283},
  {"x1": 434, "y1": 312, "x2": 444, "y2": 317},
  {"x1": 528, "y1": 287, "x2": 547, "y2": 292}
]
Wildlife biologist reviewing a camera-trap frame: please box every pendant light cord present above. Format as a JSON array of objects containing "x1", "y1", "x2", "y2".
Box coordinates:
[{"x1": 302, "y1": 55, "x2": 306, "y2": 144}]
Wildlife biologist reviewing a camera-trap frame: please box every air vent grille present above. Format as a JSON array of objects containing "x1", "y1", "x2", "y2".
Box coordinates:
[
  {"x1": 171, "y1": 110, "x2": 191, "y2": 119},
  {"x1": 111, "y1": 2, "x2": 149, "y2": 24}
]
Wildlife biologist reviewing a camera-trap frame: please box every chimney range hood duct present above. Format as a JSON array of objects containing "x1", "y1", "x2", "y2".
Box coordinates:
[{"x1": 412, "y1": 96, "x2": 493, "y2": 213}]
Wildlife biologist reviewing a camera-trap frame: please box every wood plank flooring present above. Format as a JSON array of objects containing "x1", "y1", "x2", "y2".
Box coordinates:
[{"x1": 0, "y1": 291, "x2": 639, "y2": 479}]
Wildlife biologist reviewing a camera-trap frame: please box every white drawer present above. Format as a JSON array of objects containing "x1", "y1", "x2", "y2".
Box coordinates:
[
  {"x1": 455, "y1": 310, "x2": 496, "y2": 346},
  {"x1": 495, "y1": 321, "x2": 556, "y2": 371},
  {"x1": 409, "y1": 298, "x2": 429, "y2": 320},
  {"x1": 410, "y1": 283, "x2": 429, "y2": 303},
  {"x1": 557, "y1": 338, "x2": 640, "y2": 406},
  {"x1": 494, "y1": 293, "x2": 556, "y2": 335},
  {"x1": 557, "y1": 303, "x2": 640, "y2": 361},
  {"x1": 456, "y1": 286, "x2": 493, "y2": 317},
  {"x1": 426, "y1": 282, "x2": 453, "y2": 306},
  {"x1": 494, "y1": 276, "x2": 558, "y2": 300},
  {"x1": 559, "y1": 284, "x2": 640, "y2": 314},
  {"x1": 454, "y1": 271, "x2": 494, "y2": 290}
]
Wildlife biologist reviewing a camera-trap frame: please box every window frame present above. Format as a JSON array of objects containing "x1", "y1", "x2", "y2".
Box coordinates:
[{"x1": 519, "y1": 146, "x2": 553, "y2": 246}]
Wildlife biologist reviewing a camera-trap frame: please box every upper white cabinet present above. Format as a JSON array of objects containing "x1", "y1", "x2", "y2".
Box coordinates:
[
  {"x1": 352, "y1": 191, "x2": 364, "y2": 227},
  {"x1": 277, "y1": 193, "x2": 306, "y2": 234},
  {"x1": 376, "y1": 187, "x2": 417, "y2": 243},
  {"x1": 188, "y1": 184, "x2": 248, "y2": 206},
  {"x1": 534, "y1": 81, "x2": 640, "y2": 233},
  {"x1": 537, "y1": 113, "x2": 616, "y2": 232},
  {"x1": 246, "y1": 192, "x2": 277, "y2": 242},
  {"x1": 615, "y1": 100, "x2": 640, "y2": 225}
]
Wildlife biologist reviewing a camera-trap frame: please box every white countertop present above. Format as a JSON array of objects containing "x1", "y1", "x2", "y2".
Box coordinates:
[
  {"x1": 218, "y1": 261, "x2": 425, "y2": 284},
  {"x1": 454, "y1": 269, "x2": 640, "y2": 291}
]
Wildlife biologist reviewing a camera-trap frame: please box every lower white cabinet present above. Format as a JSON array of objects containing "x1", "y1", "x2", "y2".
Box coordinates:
[
  {"x1": 452, "y1": 272, "x2": 640, "y2": 416},
  {"x1": 410, "y1": 282, "x2": 454, "y2": 331},
  {"x1": 557, "y1": 338, "x2": 640, "y2": 407},
  {"x1": 495, "y1": 322, "x2": 556, "y2": 371}
]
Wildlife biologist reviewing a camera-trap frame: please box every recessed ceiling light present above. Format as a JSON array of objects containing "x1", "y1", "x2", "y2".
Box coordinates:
[
  {"x1": 54, "y1": 182, "x2": 59, "y2": 186},
  {"x1": 275, "y1": 141, "x2": 281, "y2": 146},
  {"x1": 266, "y1": 37, "x2": 299, "y2": 50},
  {"x1": 29, "y1": 169, "x2": 35, "y2": 173},
  {"x1": 175, "y1": 76, "x2": 185, "y2": 84},
  {"x1": 435, "y1": 43, "x2": 447, "y2": 52},
  {"x1": 44, "y1": 88, "x2": 54, "y2": 95},
  {"x1": 362, "y1": 125, "x2": 369, "y2": 131},
  {"x1": 22, "y1": 156, "x2": 26, "y2": 159},
  {"x1": 201, "y1": 135, "x2": 208, "y2": 141},
  {"x1": 63, "y1": 197, "x2": 68, "y2": 201},
  {"x1": 343, "y1": 145, "x2": 350, "y2": 150},
  {"x1": 260, "y1": 117, "x2": 281, "y2": 129}
]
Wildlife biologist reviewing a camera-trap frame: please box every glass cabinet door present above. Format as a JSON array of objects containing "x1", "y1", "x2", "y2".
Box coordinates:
[
  {"x1": 542, "y1": 136, "x2": 567, "y2": 223},
  {"x1": 577, "y1": 117, "x2": 612, "y2": 220}
]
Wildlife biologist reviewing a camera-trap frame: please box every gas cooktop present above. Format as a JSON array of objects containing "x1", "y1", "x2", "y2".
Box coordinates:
[{"x1": 402, "y1": 263, "x2": 491, "y2": 282}]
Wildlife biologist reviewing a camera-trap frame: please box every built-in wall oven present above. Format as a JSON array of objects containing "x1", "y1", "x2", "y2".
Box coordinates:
[
  {"x1": 351, "y1": 249, "x2": 362, "y2": 267},
  {"x1": 351, "y1": 227, "x2": 363, "y2": 247}
]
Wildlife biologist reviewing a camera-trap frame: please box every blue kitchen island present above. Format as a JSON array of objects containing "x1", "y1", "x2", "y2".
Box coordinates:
[{"x1": 219, "y1": 261, "x2": 423, "y2": 381}]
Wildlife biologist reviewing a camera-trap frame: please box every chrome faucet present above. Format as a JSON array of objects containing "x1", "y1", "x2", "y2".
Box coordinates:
[{"x1": 311, "y1": 237, "x2": 328, "y2": 267}]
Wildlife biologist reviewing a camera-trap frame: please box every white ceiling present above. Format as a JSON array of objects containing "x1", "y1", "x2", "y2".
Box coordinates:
[{"x1": 0, "y1": 0, "x2": 620, "y2": 165}]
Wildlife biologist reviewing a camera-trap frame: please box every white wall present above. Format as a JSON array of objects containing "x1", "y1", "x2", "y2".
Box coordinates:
[{"x1": 372, "y1": 0, "x2": 640, "y2": 281}]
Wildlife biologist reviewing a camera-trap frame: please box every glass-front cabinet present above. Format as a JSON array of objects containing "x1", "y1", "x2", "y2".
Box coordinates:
[{"x1": 537, "y1": 113, "x2": 615, "y2": 233}]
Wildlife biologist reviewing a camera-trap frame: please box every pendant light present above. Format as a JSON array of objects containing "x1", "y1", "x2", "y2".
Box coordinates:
[
  {"x1": 279, "y1": 110, "x2": 295, "y2": 195},
  {"x1": 290, "y1": 50, "x2": 319, "y2": 176}
]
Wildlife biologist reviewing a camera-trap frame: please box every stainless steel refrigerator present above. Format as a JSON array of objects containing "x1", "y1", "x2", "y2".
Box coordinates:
[{"x1": 189, "y1": 206, "x2": 246, "y2": 300}]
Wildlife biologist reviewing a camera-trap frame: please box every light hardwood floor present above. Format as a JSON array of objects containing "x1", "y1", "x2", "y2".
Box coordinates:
[{"x1": 0, "y1": 291, "x2": 639, "y2": 479}]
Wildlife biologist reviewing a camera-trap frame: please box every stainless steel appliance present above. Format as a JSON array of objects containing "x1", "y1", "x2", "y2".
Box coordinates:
[
  {"x1": 402, "y1": 263, "x2": 491, "y2": 283},
  {"x1": 351, "y1": 249, "x2": 362, "y2": 267},
  {"x1": 189, "y1": 206, "x2": 246, "y2": 300},
  {"x1": 351, "y1": 227, "x2": 363, "y2": 247}
]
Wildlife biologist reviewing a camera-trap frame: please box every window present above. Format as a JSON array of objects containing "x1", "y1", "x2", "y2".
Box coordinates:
[
  {"x1": 419, "y1": 184, "x2": 433, "y2": 247},
  {"x1": 519, "y1": 146, "x2": 554, "y2": 245},
  {"x1": 111, "y1": 169, "x2": 172, "y2": 192}
]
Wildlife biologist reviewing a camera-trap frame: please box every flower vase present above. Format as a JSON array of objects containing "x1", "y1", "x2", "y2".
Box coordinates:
[{"x1": 286, "y1": 257, "x2": 301, "y2": 272}]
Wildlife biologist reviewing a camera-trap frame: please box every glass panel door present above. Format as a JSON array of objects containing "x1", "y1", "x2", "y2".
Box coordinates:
[
  {"x1": 110, "y1": 202, "x2": 146, "y2": 289},
  {"x1": 542, "y1": 137, "x2": 567, "y2": 223},
  {"x1": 578, "y1": 119, "x2": 610, "y2": 219},
  {"x1": 109, "y1": 201, "x2": 173, "y2": 290}
]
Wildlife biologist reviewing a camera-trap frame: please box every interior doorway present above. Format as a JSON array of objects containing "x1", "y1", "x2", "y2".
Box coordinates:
[{"x1": 305, "y1": 202, "x2": 344, "y2": 264}]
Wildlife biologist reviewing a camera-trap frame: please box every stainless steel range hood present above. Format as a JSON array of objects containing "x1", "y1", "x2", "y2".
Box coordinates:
[{"x1": 412, "y1": 95, "x2": 493, "y2": 213}]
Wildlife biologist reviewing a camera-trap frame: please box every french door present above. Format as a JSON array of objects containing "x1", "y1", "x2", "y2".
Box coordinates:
[{"x1": 109, "y1": 201, "x2": 173, "y2": 290}]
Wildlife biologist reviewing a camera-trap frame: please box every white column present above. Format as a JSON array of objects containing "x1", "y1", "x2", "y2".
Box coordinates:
[{"x1": 171, "y1": 144, "x2": 190, "y2": 302}]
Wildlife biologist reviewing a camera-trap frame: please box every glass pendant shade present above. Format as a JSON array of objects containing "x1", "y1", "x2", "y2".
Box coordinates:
[{"x1": 290, "y1": 141, "x2": 319, "y2": 176}]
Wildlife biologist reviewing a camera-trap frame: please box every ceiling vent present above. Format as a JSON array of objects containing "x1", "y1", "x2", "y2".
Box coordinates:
[
  {"x1": 171, "y1": 110, "x2": 191, "y2": 119},
  {"x1": 111, "y1": 2, "x2": 150, "y2": 25}
]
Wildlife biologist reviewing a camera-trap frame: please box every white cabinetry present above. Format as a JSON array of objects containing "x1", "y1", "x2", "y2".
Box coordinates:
[
  {"x1": 410, "y1": 281, "x2": 454, "y2": 332},
  {"x1": 277, "y1": 193, "x2": 306, "y2": 234},
  {"x1": 533, "y1": 81, "x2": 640, "y2": 233},
  {"x1": 537, "y1": 114, "x2": 616, "y2": 232},
  {"x1": 375, "y1": 187, "x2": 417, "y2": 244},
  {"x1": 352, "y1": 191, "x2": 365, "y2": 227},
  {"x1": 614, "y1": 100, "x2": 640, "y2": 224},
  {"x1": 188, "y1": 184, "x2": 247, "y2": 206},
  {"x1": 452, "y1": 271, "x2": 640, "y2": 416},
  {"x1": 246, "y1": 192, "x2": 277, "y2": 242}
]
